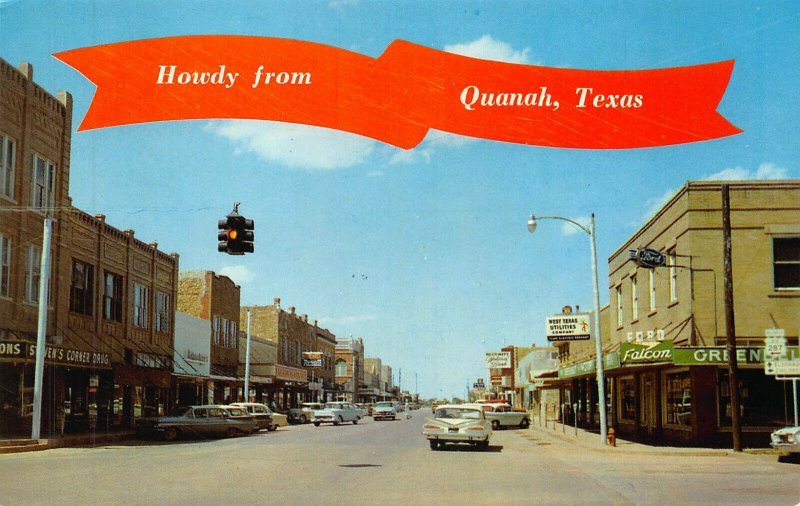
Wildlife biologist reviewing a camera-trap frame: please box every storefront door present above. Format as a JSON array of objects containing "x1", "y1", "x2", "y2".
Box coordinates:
[{"x1": 640, "y1": 372, "x2": 658, "y2": 435}]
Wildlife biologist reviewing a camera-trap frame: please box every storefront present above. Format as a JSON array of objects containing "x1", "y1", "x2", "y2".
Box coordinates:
[
  {"x1": 114, "y1": 352, "x2": 172, "y2": 429},
  {"x1": 0, "y1": 340, "x2": 112, "y2": 436}
]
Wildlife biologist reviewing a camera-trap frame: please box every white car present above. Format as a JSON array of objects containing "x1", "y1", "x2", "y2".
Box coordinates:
[
  {"x1": 770, "y1": 426, "x2": 800, "y2": 457},
  {"x1": 312, "y1": 402, "x2": 362, "y2": 426},
  {"x1": 422, "y1": 404, "x2": 492, "y2": 450}
]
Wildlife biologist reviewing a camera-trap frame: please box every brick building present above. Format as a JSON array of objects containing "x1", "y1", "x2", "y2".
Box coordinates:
[
  {"x1": 243, "y1": 298, "x2": 338, "y2": 409},
  {"x1": 0, "y1": 59, "x2": 178, "y2": 436},
  {"x1": 335, "y1": 337, "x2": 364, "y2": 402},
  {"x1": 556, "y1": 180, "x2": 800, "y2": 446},
  {"x1": 177, "y1": 271, "x2": 239, "y2": 404}
]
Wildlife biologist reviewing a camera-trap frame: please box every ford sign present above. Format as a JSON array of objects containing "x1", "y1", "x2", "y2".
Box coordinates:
[{"x1": 629, "y1": 248, "x2": 666, "y2": 268}]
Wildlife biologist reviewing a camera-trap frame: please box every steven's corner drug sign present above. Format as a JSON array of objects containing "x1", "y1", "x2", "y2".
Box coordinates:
[
  {"x1": 546, "y1": 313, "x2": 591, "y2": 342},
  {"x1": 619, "y1": 340, "x2": 674, "y2": 364}
]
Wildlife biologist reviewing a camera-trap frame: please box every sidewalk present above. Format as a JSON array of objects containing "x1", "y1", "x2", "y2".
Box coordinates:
[
  {"x1": 0, "y1": 430, "x2": 136, "y2": 455},
  {"x1": 520, "y1": 416, "x2": 774, "y2": 457}
]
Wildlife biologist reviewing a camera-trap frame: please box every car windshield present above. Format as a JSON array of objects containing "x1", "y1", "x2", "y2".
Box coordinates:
[
  {"x1": 435, "y1": 408, "x2": 481, "y2": 419},
  {"x1": 375, "y1": 402, "x2": 393, "y2": 407},
  {"x1": 324, "y1": 403, "x2": 341, "y2": 409}
]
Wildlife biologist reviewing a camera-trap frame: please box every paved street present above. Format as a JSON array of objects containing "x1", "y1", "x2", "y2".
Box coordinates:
[{"x1": 0, "y1": 411, "x2": 798, "y2": 506}]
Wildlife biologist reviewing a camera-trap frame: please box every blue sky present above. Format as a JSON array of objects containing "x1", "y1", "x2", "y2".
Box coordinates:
[{"x1": 1, "y1": 0, "x2": 798, "y2": 399}]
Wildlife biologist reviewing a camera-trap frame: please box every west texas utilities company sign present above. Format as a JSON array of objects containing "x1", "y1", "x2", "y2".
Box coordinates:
[{"x1": 546, "y1": 313, "x2": 591, "y2": 342}]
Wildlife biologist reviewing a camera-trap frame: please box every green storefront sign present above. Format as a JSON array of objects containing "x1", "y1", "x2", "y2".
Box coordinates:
[
  {"x1": 558, "y1": 352, "x2": 620, "y2": 379},
  {"x1": 673, "y1": 346, "x2": 800, "y2": 365}
]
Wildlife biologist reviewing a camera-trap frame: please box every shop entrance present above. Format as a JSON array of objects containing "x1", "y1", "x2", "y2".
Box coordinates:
[{"x1": 640, "y1": 371, "x2": 658, "y2": 435}]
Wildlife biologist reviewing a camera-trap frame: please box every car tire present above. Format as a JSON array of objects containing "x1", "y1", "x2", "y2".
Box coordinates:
[
  {"x1": 429, "y1": 440, "x2": 439, "y2": 450},
  {"x1": 353, "y1": 418, "x2": 359, "y2": 425},
  {"x1": 491, "y1": 420, "x2": 500, "y2": 430},
  {"x1": 313, "y1": 421, "x2": 321, "y2": 427},
  {"x1": 299, "y1": 415, "x2": 307, "y2": 424},
  {"x1": 162, "y1": 427, "x2": 178, "y2": 442},
  {"x1": 226, "y1": 427, "x2": 238, "y2": 438},
  {"x1": 478, "y1": 439, "x2": 490, "y2": 450},
  {"x1": 267, "y1": 424, "x2": 278, "y2": 432},
  {"x1": 334, "y1": 416, "x2": 342, "y2": 426},
  {"x1": 519, "y1": 418, "x2": 530, "y2": 429}
]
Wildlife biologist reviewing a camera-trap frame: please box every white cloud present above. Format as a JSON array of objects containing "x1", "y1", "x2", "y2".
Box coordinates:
[
  {"x1": 642, "y1": 188, "x2": 678, "y2": 222},
  {"x1": 561, "y1": 216, "x2": 591, "y2": 236},
  {"x1": 704, "y1": 162, "x2": 789, "y2": 181},
  {"x1": 389, "y1": 148, "x2": 432, "y2": 165},
  {"x1": 205, "y1": 120, "x2": 376, "y2": 171},
  {"x1": 219, "y1": 265, "x2": 256, "y2": 285},
  {"x1": 444, "y1": 35, "x2": 534, "y2": 65}
]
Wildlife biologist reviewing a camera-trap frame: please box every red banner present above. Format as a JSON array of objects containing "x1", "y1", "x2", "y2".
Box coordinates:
[{"x1": 53, "y1": 36, "x2": 741, "y2": 149}]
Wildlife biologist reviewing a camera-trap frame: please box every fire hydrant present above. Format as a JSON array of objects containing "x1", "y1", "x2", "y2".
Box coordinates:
[{"x1": 606, "y1": 427, "x2": 616, "y2": 447}]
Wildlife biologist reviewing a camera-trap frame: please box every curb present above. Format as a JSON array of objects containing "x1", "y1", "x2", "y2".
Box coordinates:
[{"x1": 520, "y1": 426, "x2": 731, "y2": 457}]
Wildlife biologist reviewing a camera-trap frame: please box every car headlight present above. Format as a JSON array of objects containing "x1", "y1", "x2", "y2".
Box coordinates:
[{"x1": 792, "y1": 431, "x2": 800, "y2": 443}]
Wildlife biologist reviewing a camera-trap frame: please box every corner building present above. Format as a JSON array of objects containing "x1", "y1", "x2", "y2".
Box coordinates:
[
  {"x1": 0, "y1": 59, "x2": 178, "y2": 436},
  {"x1": 558, "y1": 180, "x2": 800, "y2": 447}
]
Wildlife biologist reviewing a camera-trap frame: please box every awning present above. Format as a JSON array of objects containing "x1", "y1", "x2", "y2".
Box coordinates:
[{"x1": 115, "y1": 365, "x2": 171, "y2": 388}]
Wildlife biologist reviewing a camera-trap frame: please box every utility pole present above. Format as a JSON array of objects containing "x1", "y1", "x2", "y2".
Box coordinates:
[
  {"x1": 722, "y1": 184, "x2": 742, "y2": 452},
  {"x1": 31, "y1": 217, "x2": 53, "y2": 441},
  {"x1": 244, "y1": 310, "x2": 252, "y2": 402}
]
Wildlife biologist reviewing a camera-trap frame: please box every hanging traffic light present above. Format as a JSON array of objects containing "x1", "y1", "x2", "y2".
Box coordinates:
[{"x1": 218, "y1": 203, "x2": 255, "y2": 255}]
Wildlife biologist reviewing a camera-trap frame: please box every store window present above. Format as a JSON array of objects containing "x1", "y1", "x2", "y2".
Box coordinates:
[
  {"x1": 615, "y1": 285, "x2": 623, "y2": 327},
  {"x1": 103, "y1": 271, "x2": 124, "y2": 322},
  {"x1": 663, "y1": 369, "x2": 691, "y2": 428},
  {"x1": 618, "y1": 376, "x2": 636, "y2": 422},
  {"x1": 70, "y1": 260, "x2": 94, "y2": 315},
  {"x1": 0, "y1": 132, "x2": 15, "y2": 200},
  {"x1": 630, "y1": 274, "x2": 638, "y2": 321},
  {"x1": 132, "y1": 283, "x2": 149, "y2": 328},
  {"x1": 212, "y1": 316, "x2": 221, "y2": 345},
  {"x1": 0, "y1": 234, "x2": 10, "y2": 297},
  {"x1": 717, "y1": 369, "x2": 786, "y2": 427},
  {"x1": 773, "y1": 237, "x2": 800, "y2": 289}
]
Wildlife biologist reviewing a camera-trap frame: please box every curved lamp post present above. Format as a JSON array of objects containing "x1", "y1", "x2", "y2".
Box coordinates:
[{"x1": 527, "y1": 213, "x2": 608, "y2": 444}]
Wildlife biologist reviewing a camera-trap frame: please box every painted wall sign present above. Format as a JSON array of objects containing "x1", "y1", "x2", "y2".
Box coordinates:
[{"x1": 672, "y1": 346, "x2": 800, "y2": 366}]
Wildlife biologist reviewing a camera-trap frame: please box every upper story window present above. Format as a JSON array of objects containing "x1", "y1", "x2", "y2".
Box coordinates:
[
  {"x1": 630, "y1": 274, "x2": 638, "y2": 321},
  {"x1": 0, "y1": 234, "x2": 10, "y2": 298},
  {"x1": 103, "y1": 271, "x2": 124, "y2": 322},
  {"x1": 669, "y1": 252, "x2": 678, "y2": 302},
  {"x1": 133, "y1": 283, "x2": 149, "y2": 328},
  {"x1": 615, "y1": 285, "x2": 623, "y2": 327},
  {"x1": 155, "y1": 291, "x2": 171, "y2": 333},
  {"x1": 212, "y1": 316, "x2": 221, "y2": 345},
  {"x1": 648, "y1": 269, "x2": 656, "y2": 312},
  {"x1": 31, "y1": 153, "x2": 56, "y2": 213},
  {"x1": 774, "y1": 238, "x2": 800, "y2": 290},
  {"x1": 70, "y1": 260, "x2": 94, "y2": 315},
  {"x1": 335, "y1": 359, "x2": 347, "y2": 377},
  {"x1": 0, "y1": 133, "x2": 16, "y2": 200},
  {"x1": 24, "y1": 244, "x2": 41, "y2": 304}
]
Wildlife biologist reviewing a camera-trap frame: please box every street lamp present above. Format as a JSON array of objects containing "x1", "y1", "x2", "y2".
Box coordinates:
[{"x1": 527, "y1": 213, "x2": 608, "y2": 444}]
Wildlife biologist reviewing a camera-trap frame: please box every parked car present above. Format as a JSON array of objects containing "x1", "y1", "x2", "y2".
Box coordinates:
[
  {"x1": 356, "y1": 403, "x2": 373, "y2": 416},
  {"x1": 135, "y1": 405, "x2": 258, "y2": 441},
  {"x1": 422, "y1": 404, "x2": 492, "y2": 450},
  {"x1": 288, "y1": 402, "x2": 323, "y2": 424},
  {"x1": 372, "y1": 401, "x2": 397, "y2": 421},
  {"x1": 312, "y1": 402, "x2": 362, "y2": 426},
  {"x1": 470, "y1": 403, "x2": 530, "y2": 430},
  {"x1": 229, "y1": 402, "x2": 287, "y2": 431},
  {"x1": 770, "y1": 426, "x2": 800, "y2": 458}
]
